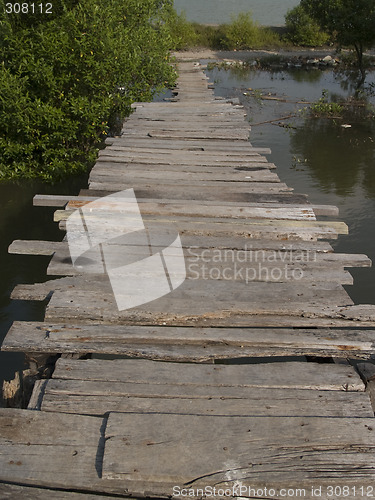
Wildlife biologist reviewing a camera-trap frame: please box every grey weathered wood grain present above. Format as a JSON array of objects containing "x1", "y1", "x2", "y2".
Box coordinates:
[
  {"x1": 51, "y1": 358, "x2": 366, "y2": 391},
  {"x1": 4, "y1": 321, "x2": 375, "y2": 359},
  {"x1": 9, "y1": 275, "x2": 356, "y2": 318},
  {"x1": 27, "y1": 379, "x2": 48, "y2": 410},
  {"x1": 46, "y1": 251, "x2": 355, "y2": 285},
  {"x1": 54, "y1": 204, "x2": 320, "y2": 222},
  {"x1": 356, "y1": 362, "x2": 375, "y2": 414},
  {"x1": 98, "y1": 145, "x2": 271, "y2": 156},
  {"x1": 88, "y1": 180, "x2": 292, "y2": 194},
  {"x1": 128, "y1": 129, "x2": 249, "y2": 140},
  {"x1": 9, "y1": 240, "x2": 66, "y2": 256},
  {"x1": 8, "y1": 236, "x2": 337, "y2": 257},
  {"x1": 0, "y1": 409, "x2": 104, "y2": 491},
  {"x1": 103, "y1": 413, "x2": 375, "y2": 487},
  {"x1": 0, "y1": 408, "x2": 151, "y2": 495},
  {"x1": 40, "y1": 277, "x2": 354, "y2": 324},
  {"x1": 89, "y1": 168, "x2": 280, "y2": 184},
  {"x1": 40, "y1": 381, "x2": 372, "y2": 417},
  {"x1": 0, "y1": 483, "x2": 115, "y2": 499},
  {"x1": 79, "y1": 188, "x2": 309, "y2": 204}
]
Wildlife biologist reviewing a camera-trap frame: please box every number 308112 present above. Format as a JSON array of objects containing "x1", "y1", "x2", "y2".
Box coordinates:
[{"x1": 5, "y1": 3, "x2": 52, "y2": 14}]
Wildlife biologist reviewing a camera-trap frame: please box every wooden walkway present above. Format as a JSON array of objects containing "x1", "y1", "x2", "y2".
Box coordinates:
[{"x1": 2, "y1": 61, "x2": 375, "y2": 498}]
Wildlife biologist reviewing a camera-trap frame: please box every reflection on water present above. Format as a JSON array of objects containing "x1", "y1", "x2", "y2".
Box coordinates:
[
  {"x1": 291, "y1": 119, "x2": 375, "y2": 197},
  {"x1": 207, "y1": 65, "x2": 375, "y2": 305}
]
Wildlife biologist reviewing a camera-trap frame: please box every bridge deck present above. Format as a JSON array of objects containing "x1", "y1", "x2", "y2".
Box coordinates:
[{"x1": 1, "y1": 62, "x2": 375, "y2": 499}]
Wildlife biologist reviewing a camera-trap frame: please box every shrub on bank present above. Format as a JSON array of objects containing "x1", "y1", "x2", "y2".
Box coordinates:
[
  {"x1": 168, "y1": 11, "x2": 198, "y2": 50},
  {"x1": 223, "y1": 12, "x2": 260, "y2": 50},
  {"x1": 0, "y1": 0, "x2": 176, "y2": 181}
]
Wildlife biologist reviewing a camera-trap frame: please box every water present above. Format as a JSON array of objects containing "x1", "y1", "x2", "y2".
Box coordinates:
[
  {"x1": 206, "y1": 64, "x2": 375, "y2": 305},
  {"x1": 0, "y1": 175, "x2": 88, "y2": 398},
  {"x1": 174, "y1": 0, "x2": 299, "y2": 26}
]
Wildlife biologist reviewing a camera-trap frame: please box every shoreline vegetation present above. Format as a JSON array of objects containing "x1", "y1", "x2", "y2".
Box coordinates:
[
  {"x1": 1, "y1": 1, "x2": 375, "y2": 182},
  {"x1": 171, "y1": 11, "x2": 375, "y2": 68}
]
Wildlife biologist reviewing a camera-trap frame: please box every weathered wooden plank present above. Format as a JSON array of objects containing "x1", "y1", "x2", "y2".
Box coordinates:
[
  {"x1": 45, "y1": 248, "x2": 354, "y2": 284},
  {"x1": 35, "y1": 192, "x2": 313, "y2": 207},
  {"x1": 40, "y1": 277, "x2": 353, "y2": 324},
  {"x1": 0, "y1": 408, "x2": 152, "y2": 496},
  {"x1": 33, "y1": 192, "x2": 337, "y2": 217},
  {"x1": 4, "y1": 321, "x2": 375, "y2": 359},
  {"x1": 89, "y1": 168, "x2": 280, "y2": 184},
  {"x1": 103, "y1": 413, "x2": 375, "y2": 488},
  {"x1": 95, "y1": 156, "x2": 272, "y2": 167},
  {"x1": 47, "y1": 244, "x2": 353, "y2": 285},
  {"x1": 99, "y1": 144, "x2": 271, "y2": 156},
  {"x1": 119, "y1": 122, "x2": 250, "y2": 131},
  {"x1": 91, "y1": 166, "x2": 278, "y2": 183},
  {"x1": 9, "y1": 272, "x2": 355, "y2": 320},
  {"x1": 40, "y1": 380, "x2": 372, "y2": 417},
  {"x1": 9, "y1": 240, "x2": 66, "y2": 256},
  {"x1": 55, "y1": 203, "x2": 320, "y2": 223},
  {"x1": 79, "y1": 188, "x2": 309, "y2": 204},
  {"x1": 9, "y1": 236, "x2": 336, "y2": 257},
  {"x1": 0, "y1": 483, "x2": 114, "y2": 499},
  {"x1": 124, "y1": 129, "x2": 250, "y2": 141},
  {"x1": 27, "y1": 379, "x2": 48, "y2": 410},
  {"x1": 89, "y1": 177, "x2": 287, "y2": 191},
  {"x1": 58, "y1": 212, "x2": 345, "y2": 240},
  {"x1": 356, "y1": 362, "x2": 375, "y2": 414},
  {"x1": 105, "y1": 138, "x2": 257, "y2": 152},
  {"x1": 51, "y1": 358, "x2": 366, "y2": 391},
  {"x1": 5, "y1": 409, "x2": 372, "y2": 498},
  {"x1": 0, "y1": 409, "x2": 104, "y2": 492}
]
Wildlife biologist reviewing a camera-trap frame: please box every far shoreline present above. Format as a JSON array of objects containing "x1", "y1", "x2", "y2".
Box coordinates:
[
  {"x1": 173, "y1": 47, "x2": 340, "y2": 62},
  {"x1": 173, "y1": 47, "x2": 375, "y2": 64}
]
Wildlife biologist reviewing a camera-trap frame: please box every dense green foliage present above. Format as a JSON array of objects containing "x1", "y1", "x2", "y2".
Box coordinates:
[
  {"x1": 0, "y1": 0, "x2": 176, "y2": 181},
  {"x1": 285, "y1": 5, "x2": 329, "y2": 47},
  {"x1": 170, "y1": 11, "x2": 283, "y2": 50},
  {"x1": 224, "y1": 12, "x2": 259, "y2": 49},
  {"x1": 301, "y1": 0, "x2": 375, "y2": 78},
  {"x1": 224, "y1": 12, "x2": 281, "y2": 50},
  {"x1": 167, "y1": 10, "x2": 198, "y2": 49}
]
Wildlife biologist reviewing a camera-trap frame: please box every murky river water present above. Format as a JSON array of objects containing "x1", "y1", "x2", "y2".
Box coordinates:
[
  {"x1": 206, "y1": 63, "x2": 375, "y2": 304},
  {"x1": 0, "y1": 176, "x2": 88, "y2": 395},
  {"x1": 1, "y1": 65, "x2": 375, "y2": 394}
]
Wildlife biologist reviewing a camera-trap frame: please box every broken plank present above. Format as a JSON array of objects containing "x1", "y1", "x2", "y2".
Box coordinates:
[
  {"x1": 0, "y1": 408, "x2": 143, "y2": 496},
  {"x1": 8, "y1": 240, "x2": 65, "y2": 256}
]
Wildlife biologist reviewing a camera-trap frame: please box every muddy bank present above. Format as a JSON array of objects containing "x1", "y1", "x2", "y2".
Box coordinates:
[
  {"x1": 173, "y1": 48, "x2": 375, "y2": 68},
  {"x1": 173, "y1": 48, "x2": 336, "y2": 61}
]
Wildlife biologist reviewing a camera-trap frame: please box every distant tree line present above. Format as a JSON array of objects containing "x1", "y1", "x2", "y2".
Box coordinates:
[{"x1": 0, "y1": 0, "x2": 177, "y2": 181}]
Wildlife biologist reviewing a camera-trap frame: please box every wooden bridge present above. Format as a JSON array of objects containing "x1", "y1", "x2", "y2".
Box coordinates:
[{"x1": 1, "y1": 61, "x2": 375, "y2": 499}]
